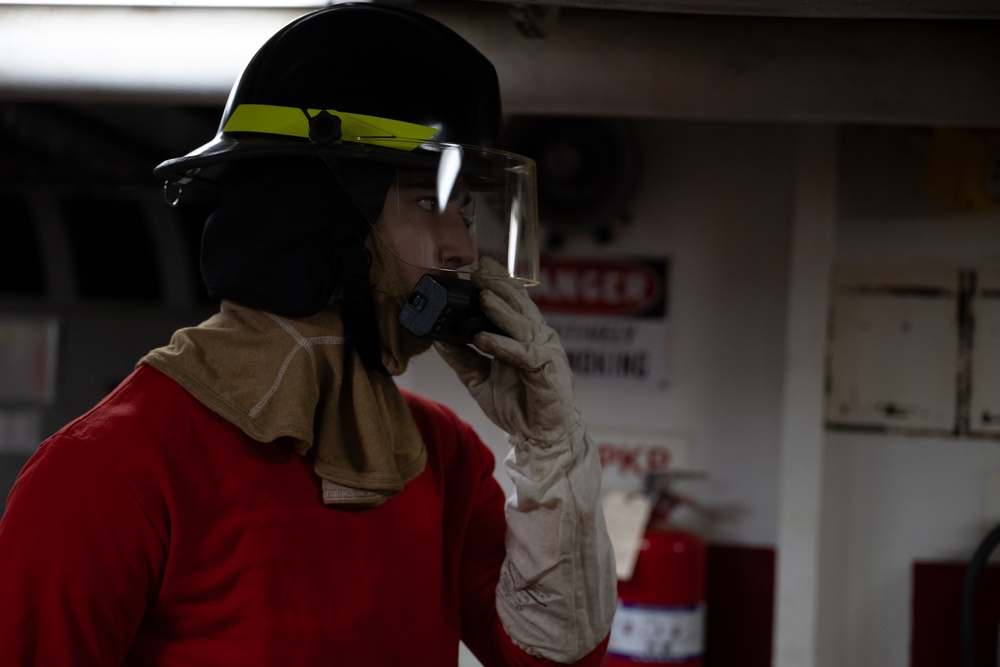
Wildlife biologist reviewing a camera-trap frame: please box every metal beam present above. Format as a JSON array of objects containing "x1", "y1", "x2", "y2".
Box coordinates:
[
  {"x1": 471, "y1": 0, "x2": 1000, "y2": 20},
  {"x1": 0, "y1": 5, "x2": 998, "y2": 126}
]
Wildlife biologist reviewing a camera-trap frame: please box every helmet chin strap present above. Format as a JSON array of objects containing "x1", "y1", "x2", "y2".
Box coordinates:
[
  {"x1": 332, "y1": 238, "x2": 389, "y2": 376},
  {"x1": 313, "y1": 145, "x2": 393, "y2": 376}
]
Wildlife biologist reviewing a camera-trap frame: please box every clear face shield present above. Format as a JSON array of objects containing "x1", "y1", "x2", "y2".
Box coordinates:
[
  {"x1": 364, "y1": 142, "x2": 539, "y2": 287},
  {"x1": 342, "y1": 140, "x2": 540, "y2": 344}
]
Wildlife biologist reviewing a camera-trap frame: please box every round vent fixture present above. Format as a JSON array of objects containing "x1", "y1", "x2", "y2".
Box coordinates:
[{"x1": 505, "y1": 115, "x2": 638, "y2": 248}]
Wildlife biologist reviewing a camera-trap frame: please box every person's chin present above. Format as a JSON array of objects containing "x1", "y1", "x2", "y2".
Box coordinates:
[{"x1": 402, "y1": 328, "x2": 434, "y2": 357}]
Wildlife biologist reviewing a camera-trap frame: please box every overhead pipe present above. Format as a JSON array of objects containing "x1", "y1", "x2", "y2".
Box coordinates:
[
  {"x1": 0, "y1": 4, "x2": 998, "y2": 126},
  {"x1": 475, "y1": 0, "x2": 1000, "y2": 20}
]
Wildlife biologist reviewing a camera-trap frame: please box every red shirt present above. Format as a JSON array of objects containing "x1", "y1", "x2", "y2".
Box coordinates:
[{"x1": 0, "y1": 365, "x2": 604, "y2": 666}]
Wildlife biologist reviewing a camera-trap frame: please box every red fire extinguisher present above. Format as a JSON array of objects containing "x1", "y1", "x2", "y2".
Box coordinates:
[{"x1": 603, "y1": 475, "x2": 707, "y2": 666}]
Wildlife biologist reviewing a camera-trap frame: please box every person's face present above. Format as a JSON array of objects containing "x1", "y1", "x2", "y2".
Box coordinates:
[{"x1": 375, "y1": 170, "x2": 478, "y2": 291}]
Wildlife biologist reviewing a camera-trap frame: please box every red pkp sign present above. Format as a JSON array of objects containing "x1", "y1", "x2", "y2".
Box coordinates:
[{"x1": 598, "y1": 441, "x2": 673, "y2": 480}]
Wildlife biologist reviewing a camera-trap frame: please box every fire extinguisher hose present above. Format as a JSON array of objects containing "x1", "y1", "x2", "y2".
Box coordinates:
[{"x1": 961, "y1": 522, "x2": 1000, "y2": 667}]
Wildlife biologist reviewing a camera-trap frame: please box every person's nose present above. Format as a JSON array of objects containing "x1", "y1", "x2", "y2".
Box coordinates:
[{"x1": 437, "y1": 208, "x2": 477, "y2": 270}]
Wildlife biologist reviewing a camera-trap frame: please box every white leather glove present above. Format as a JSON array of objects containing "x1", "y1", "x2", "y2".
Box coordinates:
[{"x1": 434, "y1": 257, "x2": 617, "y2": 663}]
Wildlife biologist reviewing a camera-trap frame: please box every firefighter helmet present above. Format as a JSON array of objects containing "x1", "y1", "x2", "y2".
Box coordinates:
[{"x1": 154, "y1": 3, "x2": 503, "y2": 183}]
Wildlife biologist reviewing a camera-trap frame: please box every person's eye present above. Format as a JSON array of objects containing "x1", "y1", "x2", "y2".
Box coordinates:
[
  {"x1": 461, "y1": 206, "x2": 476, "y2": 229},
  {"x1": 416, "y1": 197, "x2": 439, "y2": 213},
  {"x1": 460, "y1": 198, "x2": 476, "y2": 228}
]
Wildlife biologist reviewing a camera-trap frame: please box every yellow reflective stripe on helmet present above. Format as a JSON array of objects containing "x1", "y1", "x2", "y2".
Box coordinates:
[
  {"x1": 224, "y1": 104, "x2": 307, "y2": 138},
  {"x1": 222, "y1": 104, "x2": 439, "y2": 151},
  {"x1": 305, "y1": 108, "x2": 440, "y2": 145}
]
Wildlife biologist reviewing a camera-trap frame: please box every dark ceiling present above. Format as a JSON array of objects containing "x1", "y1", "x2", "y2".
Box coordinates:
[{"x1": 1, "y1": 0, "x2": 998, "y2": 188}]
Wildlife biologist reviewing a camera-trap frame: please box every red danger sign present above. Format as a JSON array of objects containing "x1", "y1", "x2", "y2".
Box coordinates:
[{"x1": 531, "y1": 257, "x2": 667, "y2": 317}]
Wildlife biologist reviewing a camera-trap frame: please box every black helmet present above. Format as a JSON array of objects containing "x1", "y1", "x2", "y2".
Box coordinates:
[
  {"x1": 154, "y1": 3, "x2": 503, "y2": 186},
  {"x1": 156, "y1": 4, "x2": 538, "y2": 372}
]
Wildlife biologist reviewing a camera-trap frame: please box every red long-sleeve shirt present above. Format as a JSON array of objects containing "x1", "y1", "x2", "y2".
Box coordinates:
[{"x1": 0, "y1": 365, "x2": 605, "y2": 666}]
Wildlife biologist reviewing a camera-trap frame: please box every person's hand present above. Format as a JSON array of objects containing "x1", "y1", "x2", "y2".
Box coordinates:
[
  {"x1": 435, "y1": 257, "x2": 616, "y2": 664},
  {"x1": 434, "y1": 256, "x2": 581, "y2": 446}
]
